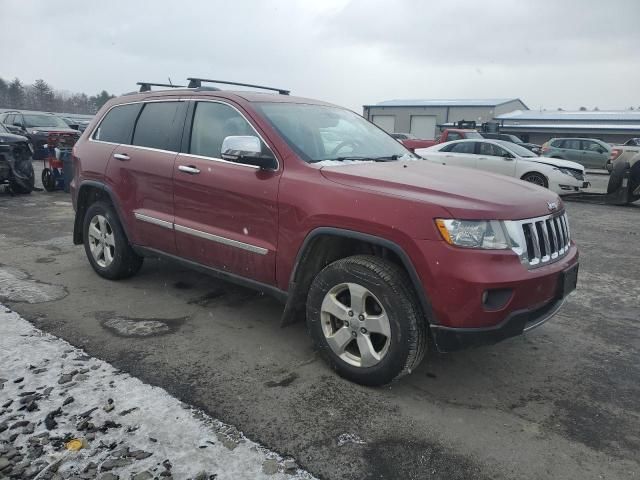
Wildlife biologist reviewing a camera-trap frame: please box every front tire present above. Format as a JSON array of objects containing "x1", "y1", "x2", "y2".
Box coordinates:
[
  {"x1": 522, "y1": 172, "x2": 548, "y2": 188},
  {"x1": 306, "y1": 255, "x2": 427, "y2": 386},
  {"x1": 83, "y1": 201, "x2": 143, "y2": 280}
]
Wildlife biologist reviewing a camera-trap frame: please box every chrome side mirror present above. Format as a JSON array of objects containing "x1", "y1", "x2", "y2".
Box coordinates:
[{"x1": 221, "y1": 136, "x2": 277, "y2": 170}]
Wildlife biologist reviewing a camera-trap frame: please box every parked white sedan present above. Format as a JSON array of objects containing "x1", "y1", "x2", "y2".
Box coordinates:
[{"x1": 416, "y1": 139, "x2": 587, "y2": 195}]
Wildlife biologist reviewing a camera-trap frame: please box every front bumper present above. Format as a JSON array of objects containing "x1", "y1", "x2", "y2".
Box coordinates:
[{"x1": 430, "y1": 295, "x2": 566, "y2": 352}]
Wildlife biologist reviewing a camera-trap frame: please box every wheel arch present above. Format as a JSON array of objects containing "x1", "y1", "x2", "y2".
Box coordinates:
[
  {"x1": 281, "y1": 227, "x2": 435, "y2": 327},
  {"x1": 73, "y1": 181, "x2": 130, "y2": 245},
  {"x1": 520, "y1": 170, "x2": 549, "y2": 188}
]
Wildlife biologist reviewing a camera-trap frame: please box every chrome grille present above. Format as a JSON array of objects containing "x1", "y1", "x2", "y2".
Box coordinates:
[{"x1": 505, "y1": 212, "x2": 571, "y2": 269}]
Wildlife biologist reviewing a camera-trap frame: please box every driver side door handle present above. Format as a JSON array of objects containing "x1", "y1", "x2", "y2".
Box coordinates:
[{"x1": 178, "y1": 165, "x2": 201, "y2": 175}]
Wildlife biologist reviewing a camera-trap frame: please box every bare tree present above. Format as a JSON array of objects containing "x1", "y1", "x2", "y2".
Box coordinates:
[{"x1": 0, "y1": 75, "x2": 114, "y2": 114}]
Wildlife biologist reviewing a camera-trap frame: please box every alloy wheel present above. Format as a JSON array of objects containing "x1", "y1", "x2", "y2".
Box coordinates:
[
  {"x1": 88, "y1": 214, "x2": 116, "y2": 268},
  {"x1": 320, "y1": 282, "x2": 391, "y2": 368}
]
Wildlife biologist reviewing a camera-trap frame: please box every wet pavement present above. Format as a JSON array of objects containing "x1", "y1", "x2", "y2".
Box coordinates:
[{"x1": 0, "y1": 168, "x2": 638, "y2": 479}]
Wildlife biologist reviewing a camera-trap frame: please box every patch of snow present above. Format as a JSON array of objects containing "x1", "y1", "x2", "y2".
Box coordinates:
[
  {"x1": 314, "y1": 154, "x2": 420, "y2": 168},
  {"x1": 0, "y1": 305, "x2": 316, "y2": 479},
  {"x1": 336, "y1": 433, "x2": 366, "y2": 446},
  {"x1": 102, "y1": 317, "x2": 170, "y2": 337},
  {"x1": 0, "y1": 267, "x2": 66, "y2": 303}
]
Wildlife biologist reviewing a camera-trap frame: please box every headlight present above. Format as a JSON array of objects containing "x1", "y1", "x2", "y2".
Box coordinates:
[
  {"x1": 435, "y1": 219, "x2": 509, "y2": 249},
  {"x1": 554, "y1": 167, "x2": 573, "y2": 176}
]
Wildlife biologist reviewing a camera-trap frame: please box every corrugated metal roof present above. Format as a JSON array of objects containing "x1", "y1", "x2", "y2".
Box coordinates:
[
  {"x1": 365, "y1": 98, "x2": 524, "y2": 108},
  {"x1": 500, "y1": 123, "x2": 640, "y2": 131},
  {"x1": 496, "y1": 109, "x2": 640, "y2": 122}
]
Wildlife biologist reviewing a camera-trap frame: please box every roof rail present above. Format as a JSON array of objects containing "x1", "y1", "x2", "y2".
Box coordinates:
[
  {"x1": 137, "y1": 82, "x2": 185, "y2": 92},
  {"x1": 186, "y1": 77, "x2": 290, "y2": 95}
]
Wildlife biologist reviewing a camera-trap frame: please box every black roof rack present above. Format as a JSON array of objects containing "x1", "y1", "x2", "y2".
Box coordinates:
[
  {"x1": 137, "y1": 82, "x2": 185, "y2": 92},
  {"x1": 186, "y1": 77, "x2": 290, "y2": 95}
]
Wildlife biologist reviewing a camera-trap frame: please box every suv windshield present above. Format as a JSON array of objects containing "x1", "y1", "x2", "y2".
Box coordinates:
[
  {"x1": 23, "y1": 114, "x2": 69, "y2": 128},
  {"x1": 0, "y1": 123, "x2": 8, "y2": 134},
  {"x1": 255, "y1": 103, "x2": 413, "y2": 163},
  {"x1": 495, "y1": 140, "x2": 537, "y2": 157}
]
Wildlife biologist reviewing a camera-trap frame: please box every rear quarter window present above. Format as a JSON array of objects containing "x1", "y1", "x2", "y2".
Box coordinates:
[{"x1": 93, "y1": 103, "x2": 142, "y2": 144}]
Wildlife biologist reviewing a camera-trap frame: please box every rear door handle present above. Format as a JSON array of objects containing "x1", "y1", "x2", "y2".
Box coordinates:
[
  {"x1": 178, "y1": 165, "x2": 201, "y2": 175},
  {"x1": 113, "y1": 153, "x2": 130, "y2": 161}
]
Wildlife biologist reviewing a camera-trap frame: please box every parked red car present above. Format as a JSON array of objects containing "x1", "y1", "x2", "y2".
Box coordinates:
[
  {"x1": 392, "y1": 129, "x2": 484, "y2": 152},
  {"x1": 390, "y1": 132, "x2": 435, "y2": 151},
  {"x1": 71, "y1": 79, "x2": 579, "y2": 386}
]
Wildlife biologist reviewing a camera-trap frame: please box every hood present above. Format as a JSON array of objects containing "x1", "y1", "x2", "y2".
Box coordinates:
[
  {"x1": 527, "y1": 156, "x2": 584, "y2": 171},
  {"x1": 0, "y1": 131, "x2": 28, "y2": 143},
  {"x1": 319, "y1": 160, "x2": 562, "y2": 220}
]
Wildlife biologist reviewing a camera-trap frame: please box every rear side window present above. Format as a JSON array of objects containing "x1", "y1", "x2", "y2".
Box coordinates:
[
  {"x1": 132, "y1": 102, "x2": 183, "y2": 151},
  {"x1": 93, "y1": 104, "x2": 142, "y2": 144},
  {"x1": 448, "y1": 132, "x2": 462, "y2": 141},
  {"x1": 563, "y1": 139, "x2": 581, "y2": 150}
]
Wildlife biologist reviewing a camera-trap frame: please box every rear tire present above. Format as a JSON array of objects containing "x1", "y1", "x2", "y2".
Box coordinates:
[
  {"x1": 42, "y1": 168, "x2": 56, "y2": 192},
  {"x1": 306, "y1": 255, "x2": 427, "y2": 386},
  {"x1": 522, "y1": 172, "x2": 548, "y2": 188},
  {"x1": 9, "y1": 161, "x2": 34, "y2": 194},
  {"x1": 83, "y1": 201, "x2": 143, "y2": 280}
]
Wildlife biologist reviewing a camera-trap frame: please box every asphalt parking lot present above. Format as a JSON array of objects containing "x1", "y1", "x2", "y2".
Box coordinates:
[{"x1": 0, "y1": 169, "x2": 638, "y2": 480}]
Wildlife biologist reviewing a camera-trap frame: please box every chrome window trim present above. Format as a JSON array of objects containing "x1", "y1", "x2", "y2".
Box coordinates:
[
  {"x1": 90, "y1": 98, "x2": 184, "y2": 142},
  {"x1": 177, "y1": 152, "x2": 260, "y2": 170},
  {"x1": 174, "y1": 224, "x2": 268, "y2": 255},
  {"x1": 88, "y1": 98, "x2": 280, "y2": 171},
  {"x1": 134, "y1": 212, "x2": 174, "y2": 230},
  {"x1": 186, "y1": 98, "x2": 280, "y2": 171}
]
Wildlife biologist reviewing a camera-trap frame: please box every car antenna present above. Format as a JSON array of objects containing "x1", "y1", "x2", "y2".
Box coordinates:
[{"x1": 137, "y1": 82, "x2": 185, "y2": 92}]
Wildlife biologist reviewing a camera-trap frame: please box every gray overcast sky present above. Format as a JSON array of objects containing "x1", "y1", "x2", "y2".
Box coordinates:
[{"x1": 1, "y1": 0, "x2": 639, "y2": 112}]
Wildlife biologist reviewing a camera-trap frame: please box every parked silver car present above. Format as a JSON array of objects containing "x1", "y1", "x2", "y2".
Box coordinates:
[{"x1": 540, "y1": 137, "x2": 611, "y2": 169}]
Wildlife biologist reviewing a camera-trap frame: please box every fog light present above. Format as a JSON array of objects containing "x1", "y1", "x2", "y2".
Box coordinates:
[{"x1": 482, "y1": 288, "x2": 513, "y2": 311}]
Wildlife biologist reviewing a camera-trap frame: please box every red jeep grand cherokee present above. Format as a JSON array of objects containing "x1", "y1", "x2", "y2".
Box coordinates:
[{"x1": 71, "y1": 79, "x2": 579, "y2": 386}]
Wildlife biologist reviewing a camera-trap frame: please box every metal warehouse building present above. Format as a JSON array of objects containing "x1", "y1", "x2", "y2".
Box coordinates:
[
  {"x1": 495, "y1": 110, "x2": 640, "y2": 145},
  {"x1": 362, "y1": 98, "x2": 528, "y2": 140}
]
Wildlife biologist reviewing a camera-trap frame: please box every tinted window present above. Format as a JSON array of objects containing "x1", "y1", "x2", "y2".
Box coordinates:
[
  {"x1": 449, "y1": 142, "x2": 475, "y2": 154},
  {"x1": 4, "y1": 114, "x2": 14, "y2": 125},
  {"x1": 190, "y1": 102, "x2": 268, "y2": 162},
  {"x1": 132, "y1": 102, "x2": 183, "y2": 151},
  {"x1": 448, "y1": 132, "x2": 462, "y2": 141},
  {"x1": 93, "y1": 103, "x2": 142, "y2": 144}
]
